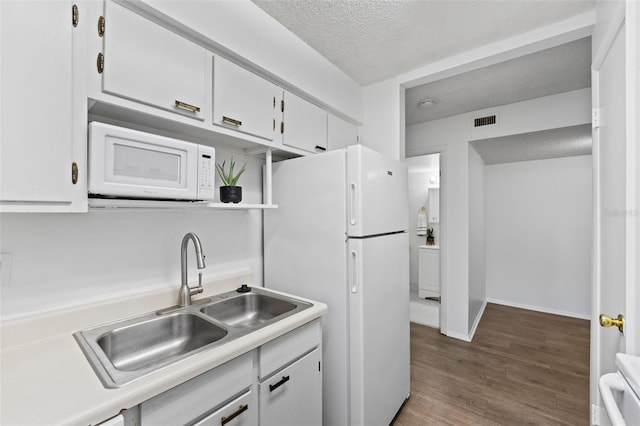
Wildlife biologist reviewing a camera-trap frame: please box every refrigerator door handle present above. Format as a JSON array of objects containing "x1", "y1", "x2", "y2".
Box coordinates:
[
  {"x1": 349, "y1": 183, "x2": 357, "y2": 225},
  {"x1": 351, "y1": 250, "x2": 358, "y2": 293}
]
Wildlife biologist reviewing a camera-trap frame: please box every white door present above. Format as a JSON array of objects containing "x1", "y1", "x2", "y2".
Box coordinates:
[
  {"x1": 348, "y1": 232, "x2": 410, "y2": 426},
  {"x1": 591, "y1": 1, "x2": 640, "y2": 423},
  {"x1": 0, "y1": 0, "x2": 73, "y2": 203}
]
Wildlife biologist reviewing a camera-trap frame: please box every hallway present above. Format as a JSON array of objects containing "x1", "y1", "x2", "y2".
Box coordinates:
[{"x1": 394, "y1": 304, "x2": 590, "y2": 425}]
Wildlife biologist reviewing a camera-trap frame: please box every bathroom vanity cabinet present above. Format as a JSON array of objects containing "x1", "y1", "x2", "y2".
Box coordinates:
[{"x1": 418, "y1": 246, "x2": 440, "y2": 299}]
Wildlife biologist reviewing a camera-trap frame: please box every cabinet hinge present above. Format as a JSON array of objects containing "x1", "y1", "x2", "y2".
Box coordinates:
[
  {"x1": 281, "y1": 99, "x2": 285, "y2": 113},
  {"x1": 280, "y1": 122, "x2": 284, "y2": 134},
  {"x1": 97, "y1": 52, "x2": 104, "y2": 73},
  {"x1": 71, "y1": 162, "x2": 78, "y2": 185},
  {"x1": 98, "y1": 16, "x2": 105, "y2": 37},
  {"x1": 592, "y1": 108, "x2": 601, "y2": 129},
  {"x1": 318, "y1": 361, "x2": 321, "y2": 372},
  {"x1": 72, "y1": 4, "x2": 79, "y2": 27}
]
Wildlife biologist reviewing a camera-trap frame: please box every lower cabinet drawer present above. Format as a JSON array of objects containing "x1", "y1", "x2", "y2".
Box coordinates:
[
  {"x1": 192, "y1": 390, "x2": 256, "y2": 426},
  {"x1": 259, "y1": 319, "x2": 321, "y2": 378},
  {"x1": 140, "y1": 352, "x2": 253, "y2": 425},
  {"x1": 259, "y1": 348, "x2": 322, "y2": 426}
]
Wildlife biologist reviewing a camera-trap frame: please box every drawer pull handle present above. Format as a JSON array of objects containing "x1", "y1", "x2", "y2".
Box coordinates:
[
  {"x1": 174, "y1": 100, "x2": 200, "y2": 113},
  {"x1": 222, "y1": 116, "x2": 242, "y2": 126},
  {"x1": 315, "y1": 145, "x2": 327, "y2": 152},
  {"x1": 221, "y1": 404, "x2": 248, "y2": 426},
  {"x1": 269, "y1": 375, "x2": 290, "y2": 392}
]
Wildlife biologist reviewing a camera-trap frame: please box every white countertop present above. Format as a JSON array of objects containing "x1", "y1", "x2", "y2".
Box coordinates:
[
  {"x1": 418, "y1": 245, "x2": 439, "y2": 250},
  {"x1": 0, "y1": 270, "x2": 327, "y2": 426}
]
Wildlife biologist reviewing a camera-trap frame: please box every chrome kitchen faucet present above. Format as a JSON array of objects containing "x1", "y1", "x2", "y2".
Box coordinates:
[{"x1": 178, "y1": 232, "x2": 205, "y2": 307}]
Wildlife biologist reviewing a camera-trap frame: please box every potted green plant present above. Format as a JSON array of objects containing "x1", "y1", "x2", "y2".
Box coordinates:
[
  {"x1": 216, "y1": 156, "x2": 247, "y2": 203},
  {"x1": 426, "y1": 227, "x2": 435, "y2": 245}
]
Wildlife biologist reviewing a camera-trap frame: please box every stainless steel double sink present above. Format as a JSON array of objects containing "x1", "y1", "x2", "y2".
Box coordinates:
[{"x1": 74, "y1": 287, "x2": 311, "y2": 388}]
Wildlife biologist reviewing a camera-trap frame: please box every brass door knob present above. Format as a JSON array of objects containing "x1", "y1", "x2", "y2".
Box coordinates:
[{"x1": 599, "y1": 313, "x2": 624, "y2": 333}]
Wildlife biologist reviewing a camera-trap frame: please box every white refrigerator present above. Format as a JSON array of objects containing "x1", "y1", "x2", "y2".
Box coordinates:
[{"x1": 264, "y1": 145, "x2": 410, "y2": 426}]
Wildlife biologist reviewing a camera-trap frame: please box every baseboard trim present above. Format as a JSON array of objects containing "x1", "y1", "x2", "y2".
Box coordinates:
[
  {"x1": 468, "y1": 299, "x2": 488, "y2": 342},
  {"x1": 486, "y1": 298, "x2": 591, "y2": 320}
]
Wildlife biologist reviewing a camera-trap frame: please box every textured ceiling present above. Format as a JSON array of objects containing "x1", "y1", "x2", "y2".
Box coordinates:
[
  {"x1": 405, "y1": 37, "x2": 591, "y2": 125},
  {"x1": 469, "y1": 124, "x2": 592, "y2": 165},
  {"x1": 252, "y1": 0, "x2": 596, "y2": 86}
]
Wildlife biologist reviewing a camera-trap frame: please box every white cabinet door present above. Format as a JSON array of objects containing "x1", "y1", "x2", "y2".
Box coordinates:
[
  {"x1": 259, "y1": 348, "x2": 322, "y2": 426},
  {"x1": 418, "y1": 248, "x2": 440, "y2": 298},
  {"x1": 281, "y1": 91, "x2": 327, "y2": 154},
  {"x1": 0, "y1": 0, "x2": 73, "y2": 203},
  {"x1": 102, "y1": 1, "x2": 206, "y2": 120},
  {"x1": 213, "y1": 56, "x2": 278, "y2": 140},
  {"x1": 327, "y1": 113, "x2": 358, "y2": 150}
]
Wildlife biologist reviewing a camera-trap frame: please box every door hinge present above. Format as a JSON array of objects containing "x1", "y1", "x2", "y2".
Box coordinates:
[
  {"x1": 318, "y1": 361, "x2": 321, "y2": 372},
  {"x1": 592, "y1": 108, "x2": 600, "y2": 129},
  {"x1": 98, "y1": 16, "x2": 105, "y2": 37},
  {"x1": 71, "y1": 162, "x2": 78, "y2": 185},
  {"x1": 72, "y1": 4, "x2": 79, "y2": 27},
  {"x1": 97, "y1": 53, "x2": 104, "y2": 73}
]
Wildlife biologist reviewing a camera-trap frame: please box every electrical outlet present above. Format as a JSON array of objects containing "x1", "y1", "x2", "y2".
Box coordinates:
[{"x1": 1, "y1": 253, "x2": 13, "y2": 287}]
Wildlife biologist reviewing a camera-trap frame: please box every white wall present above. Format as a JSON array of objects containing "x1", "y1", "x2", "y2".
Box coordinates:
[
  {"x1": 407, "y1": 155, "x2": 440, "y2": 286},
  {"x1": 485, "y1": 155, "x2": 592, "y2": 318},
  {"x1": 0, "y1": 2, "x2": 366, "y2": 319},
  {"x1": 468, "y1": 145, "x2": 485, "y2": 330},
  {"x1": 0, "y1": 149, "x2": 264, "y2": 318},
  {"x1": 406, "y1": 89, "x2": 591, "y2": 339}
]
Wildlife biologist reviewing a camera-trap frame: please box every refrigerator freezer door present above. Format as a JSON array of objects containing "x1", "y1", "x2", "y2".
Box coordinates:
[
  {"x1": 347, "y1": 145, "x2": 409, "y2": 237},
  {"x1": 348, "y1": 232, "x2": 410, "y2": 426}
]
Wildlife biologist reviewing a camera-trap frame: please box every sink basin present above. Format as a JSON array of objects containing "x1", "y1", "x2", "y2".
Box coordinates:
[
  {"x1": 97, "y1": 313, "x2": 227, "y2": 371},
  {"x1": 200, "y1": 292, "x2": 297, "y2": 328},
  {"x1": 74, "y1": 287, "x2": 313, "y2": 388},
  {"x1": 74, "y1": 312, "x2": 228, "y2": 388}
]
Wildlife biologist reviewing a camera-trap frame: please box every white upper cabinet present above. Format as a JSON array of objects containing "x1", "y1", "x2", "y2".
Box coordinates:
[
  {"x1": 280, "y1": 91, "x2": 327, "y2": 154},
  {"x1": 0, "y1": 1, "x2": 74, "y2": 205},
  {"x1": 327, "y1": 113, "x2": 358, "y2": 151},
  {"x1": 213, "y1": 56, "x2": 279, "y2": 141},
  {"x1": 102, "y1": 1, "x2": 206, "y2": 120}
]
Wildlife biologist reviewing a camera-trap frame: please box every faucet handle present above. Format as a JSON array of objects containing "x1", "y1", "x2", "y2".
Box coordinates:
[{"x1": 190, "y1": 272, "x2": 204, "y2": 296}]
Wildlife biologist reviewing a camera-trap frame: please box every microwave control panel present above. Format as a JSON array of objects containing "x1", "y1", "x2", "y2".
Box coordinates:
[{"x1": 197, "y1": 146, "x2": 216, "y2": 200}]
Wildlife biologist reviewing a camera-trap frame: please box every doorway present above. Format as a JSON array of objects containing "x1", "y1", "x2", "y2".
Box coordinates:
[{"x1": 407, "y1": 153, "x2": 442, "y2": 330}]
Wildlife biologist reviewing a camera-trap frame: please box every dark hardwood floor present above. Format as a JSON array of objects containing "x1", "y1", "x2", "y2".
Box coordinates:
[{"x1": 394, "y1": 303, "x2": 590, "y2": 425}]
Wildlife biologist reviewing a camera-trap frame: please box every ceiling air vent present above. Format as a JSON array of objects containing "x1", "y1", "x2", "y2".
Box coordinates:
[{"x1": 473, "y1": 114, "x2": 497, "y2": 128}]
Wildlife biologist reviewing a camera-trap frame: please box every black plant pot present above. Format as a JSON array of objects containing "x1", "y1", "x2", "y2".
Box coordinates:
[{"x1": 220, "y1": 186, "x2": 242, "y2": 203}]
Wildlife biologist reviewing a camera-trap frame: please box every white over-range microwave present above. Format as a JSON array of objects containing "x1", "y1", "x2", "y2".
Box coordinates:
[{"x1": 88, "y1": 122, "x2": 215, "y2": 201}]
